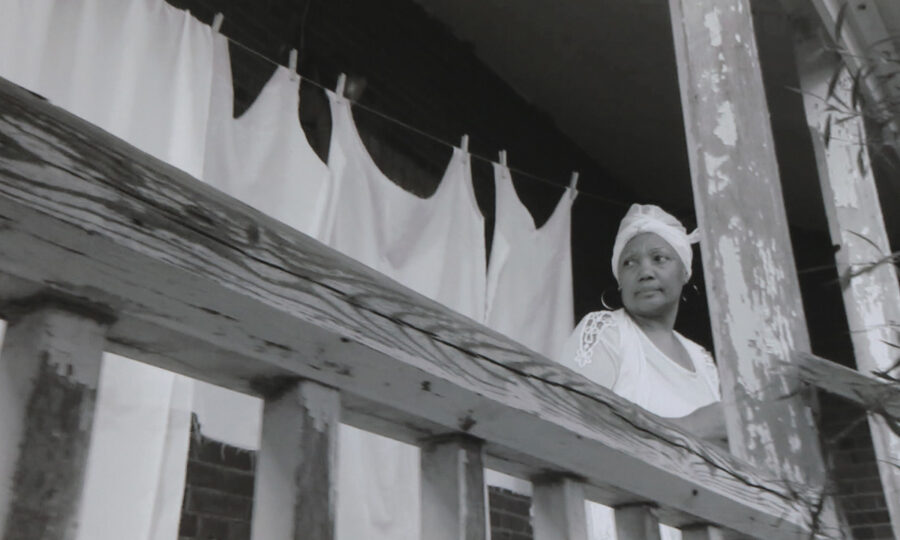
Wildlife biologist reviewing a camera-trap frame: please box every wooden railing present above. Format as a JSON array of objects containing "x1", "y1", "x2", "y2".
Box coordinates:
[{"x1": 0, "y1": 77, "x2": 852, "y2": 539}]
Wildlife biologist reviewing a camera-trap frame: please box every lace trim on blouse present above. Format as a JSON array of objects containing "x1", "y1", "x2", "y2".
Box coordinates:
[{"x1": 573, "y1": 311, "x2": 617, "y2": 367}]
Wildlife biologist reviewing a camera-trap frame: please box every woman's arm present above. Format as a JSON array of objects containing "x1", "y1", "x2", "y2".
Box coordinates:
[{"x1": 668, "y1": 402, "x2": 727, "y2": 446}]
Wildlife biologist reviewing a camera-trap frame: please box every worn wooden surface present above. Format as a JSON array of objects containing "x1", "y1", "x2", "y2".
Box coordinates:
[
  {"x1": 668, "y1": 0, "x2": 833, "y2": 521},
  {"x1": 0, "y1": 303, "x2": 108, "y2": 540},
  {"x1": 615, "y1": 505, "x2": 662, "y2": 540},
  {"x1": 251, "y1": 380, "x2": 339, "y2": 540},
  {"x1": 0, "y1": 76, "x2": 828, "y2": 538},
  {"x1": 794, "y1": 38, "x2": 900, "y2": 536},
  {"x1": 420, "y1": 435, "x2": 487, "y2": 540},
  {"x1": 680, "y1": 524, "x2": 725, "y2": 540},
  {"x1": 532, "y1": 475, "x2": 588, "y2": 540}
]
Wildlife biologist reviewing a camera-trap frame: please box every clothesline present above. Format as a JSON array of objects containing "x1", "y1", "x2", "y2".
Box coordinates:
[{"x1": 219, "y1": 24, "x2": 631, "y2": 209}]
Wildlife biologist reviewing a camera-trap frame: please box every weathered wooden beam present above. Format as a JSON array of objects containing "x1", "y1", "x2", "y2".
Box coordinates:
[
  {"x1": 0, "y1": 298, "x2": 110, "y2": 539},
  {"x1": 792, "y1": 37, "x2": 900, "y2": 536},
  {"x1": 0, "y1": 76, "x2": 825, "y2": 538},
  {"x1": 615, "y1": 504, "x2": 661, "y2": 540},
  {"x1": 791, "y1": 351, "x2": 900, "y2": 419},
  {"x1": 251, "y1": 380, "x2": 340, "y2": 540},
  {"x1": 667, "y1": 0, "x2": 834, "y2": 519},
  {"x1": 531, "y1": 475, "x2": 588, "y2": 540},
  {"x1": 421, "y1": 434, "x2": 487, "y2": 540}
]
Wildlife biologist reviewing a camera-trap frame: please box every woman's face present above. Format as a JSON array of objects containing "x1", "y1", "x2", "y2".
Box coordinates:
[{"x1": 617, "y1": 232, "x2": 687, "y2": 321}]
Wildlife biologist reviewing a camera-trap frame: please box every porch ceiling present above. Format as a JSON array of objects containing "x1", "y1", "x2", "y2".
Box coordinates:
[{"x1": 412, "y1": 0, "x2": 900, "y2": 234}]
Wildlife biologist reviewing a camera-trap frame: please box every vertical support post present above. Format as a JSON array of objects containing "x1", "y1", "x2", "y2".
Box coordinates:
[
  {"x1": 614, "y1": 504, "x2": 661, "y2": 540},
  {"x1": 0, "y1": 299, "x2": 110, "y2": 539},
  {"x1": 250, "y1": 379, "x2": 340, "y2": 540},
  {"x1": 420, "y1": 434, "x2": 487, "y2": 540},
  {"x1": 680, "y1": 524, "x2": 725, "y2": 540},
  {"x1": 667, "y1": 0, "x2": 830, "y2": 493},
  {"x1": 794, "y1": 36, "x2": 900, "y2": 538},
  {"x1": 532, "y1": 475, "x2": 588, "y2": 540}
]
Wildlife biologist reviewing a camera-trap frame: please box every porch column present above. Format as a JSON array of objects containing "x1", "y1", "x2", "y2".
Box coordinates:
[
  {"x1": 667, "y1": 0, "x2": 828, "y2": 492},
  {"x1": 794, "y1": 34, "x2": 900, "y2": 538}
]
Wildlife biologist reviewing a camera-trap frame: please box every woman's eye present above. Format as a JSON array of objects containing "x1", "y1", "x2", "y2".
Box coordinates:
[{"x1": 654, "y1": 255, "x2": 670, "y2": 263}]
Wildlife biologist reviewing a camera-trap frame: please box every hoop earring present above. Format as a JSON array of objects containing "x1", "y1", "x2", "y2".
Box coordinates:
[{"x1": 601, "y1": 286, "x2": 620, "y2": 310}]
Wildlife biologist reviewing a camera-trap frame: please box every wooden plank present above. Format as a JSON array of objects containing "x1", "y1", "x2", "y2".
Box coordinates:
[
  {"x1": 791, "y1": 351, "x2": 900, "y2": 420},
  {"x1": 615, "y1": 505, "x2": 661, "y2": 540},
  {"x1": 668, "y1": 0, "x2": 834, "y2": 515},
  {"x1": 793, "y1": 39, "x2": 900, "y2": 537},
  {"x1": 0, "y1": 76, "x2": 823, "y2": 538},
  {"x1": 251, "y1": 380, "x2": 340, "y2": 540},
  {"x1": 421, "y1": 435, "x2": 487, "y2": 540},
  {"x1": 0, "y1": 299, "x2": 110, "y2": 539},
  {"x1": 532, "y1": 475, "x2": 588, "y2": 540}
]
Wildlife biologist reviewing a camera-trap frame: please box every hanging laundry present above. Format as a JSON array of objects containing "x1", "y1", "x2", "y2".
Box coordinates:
[
  {"x1": 202, "y1": 33, "x2": 331, "y2": 237},
  {"x1": 322, "y1": 90, "x2": 486, "y2": 321},
  {"x1": 323, "y1": 89, "x2": 486, "y2": 540},
  {"x1": 485, "y1": 162, "x2": 575, "y2": 358},
  {"x1": 0, "y1": 1, "x2": 218, "y2": 539}
]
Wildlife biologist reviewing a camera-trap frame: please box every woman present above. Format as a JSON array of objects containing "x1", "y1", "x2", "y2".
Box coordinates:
[{"x1": 560, "y1": 204, "x2": 725, "y2": 440}]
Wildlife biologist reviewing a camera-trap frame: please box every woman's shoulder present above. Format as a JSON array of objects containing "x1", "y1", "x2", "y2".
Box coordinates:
[{"x1": 569, "y1": 309, "x2": 623, "y2": 367}]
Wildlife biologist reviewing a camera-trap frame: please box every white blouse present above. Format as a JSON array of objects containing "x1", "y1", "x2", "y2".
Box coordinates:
[{"x1": 559, "y1": 309, "x2": 720, "y2": 418}]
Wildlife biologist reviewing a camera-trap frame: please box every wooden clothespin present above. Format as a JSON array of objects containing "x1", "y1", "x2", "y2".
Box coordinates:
[
  {"x1": 288, "y1": 49, "x2": 299, "y2": 81},
  {"x1": 460, "y1": 134, "x2": 469, "y2": 153},
  {"x1": 568, "y1": 171, "x2": 580, "y2": 199},
  {"x1": 212, "y1": 13, "x2": 224, "y2": 32},
  {"x1": 336, "y1": 73, "x2": 347, "y2": 99},
  {"x1": 499, "y1": 150, "x2": 508, "y2": 167}
]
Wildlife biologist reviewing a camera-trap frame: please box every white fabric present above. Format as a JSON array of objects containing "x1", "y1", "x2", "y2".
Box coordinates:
[
  {"x1": 611, "y1": 204, "x2": 699, "y2": 282},
  {"x1": 0, "y1": 2, "x2": 218, "y2": 538},
  {"x1": 485, "y1": 163, "x2": 575, "y2": 357},
  {"x1": 191, "y1": 381, "x2": 262, "y2": 450},
  {"x1": 324, "y1": 90, "x2": 486, "y2": 540},
  {"x1": 202, "y1": 35, "x2": 331, "y2": 236},
  {"x1": 560, "y1": 309, "x2": 720, "y2": 418},
  {"x1": 322, "y1": 90, "x2": 486, "y2": 321}
]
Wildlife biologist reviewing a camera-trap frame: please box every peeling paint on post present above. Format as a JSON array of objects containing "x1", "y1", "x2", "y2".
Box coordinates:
[
  {"x1": 795, "y1": 37, "x2": 900, "y2": 538},
  {"x1": 251, "y1": 379, "x2": 340, "y2": 540},
  {"x1": 420, "y1": 434, "x2": 487, "y2": 540},
  {"x1": 668, "y1": 0, "x2": 830, "y2": 496},
  {"x1": 0, "y1": 300, "x2": 110, "y2": 540}
]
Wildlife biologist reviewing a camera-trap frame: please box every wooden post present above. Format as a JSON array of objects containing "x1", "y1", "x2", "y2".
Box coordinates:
[
  {"x1": 614, "y1": 504, "x2": 661, "y2": 540},
  {"x1": 0, "y1": 298, "x2": 110, "y2": 539},
  {"x1": 250, "y1": 379, "x2": 340, "y2": 540},
  {"x1": 420, "y1": 434, "x2": 487, "y2": 540},
  {"x1": 680, "y1": 524, "x2": 725, "y2": 540},
  {"x1": 794, "y1": 35, "x2": 900, "y2": 538},
  {"x1": 667, "y1": 0, "x2": 831, "y2": 494},
  {"x1": 532, "y1": 475, "x2": 588, "y2": 540}
]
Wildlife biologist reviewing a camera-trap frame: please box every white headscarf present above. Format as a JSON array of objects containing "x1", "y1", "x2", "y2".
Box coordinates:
[{"x1": 611, "y1": 204, "x2": 699, "y2": 282}]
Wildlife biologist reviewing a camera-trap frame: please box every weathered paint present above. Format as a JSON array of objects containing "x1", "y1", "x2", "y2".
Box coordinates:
[
  {"x1": 668, "y1": 0, "x2": 833, "y2": 518},
  {"x1": 796, "y1": 38, "x2": 900, "y2": 537},
  {"x1": 532, "y1": 476, "x2": 588, "y2": 540},
  {"x1": 251, "y1": 380, "x2": 340, "y2": 540},
  {"x1": 0, "y1": 304, "x2": 108, "y2": 540},
  {"x1": 420, "y1": 435, "x2": 487, "y2": 540}
]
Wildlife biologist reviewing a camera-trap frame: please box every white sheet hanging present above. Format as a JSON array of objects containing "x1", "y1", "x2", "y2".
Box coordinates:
[
  {"x1": 484, "y1": 162, "x2": 575, "y2": 358},
  {"x1": 322, "y1": 90, "x2": 486, "y2": 321},
  {"x1": 202, "y1": 34, "x2": 331, "y2": 237},
  {"x1": 324, "y1": 90, "x2": 486, "y2": 540},
  {"x1": 0, "y1": 1, "x2": 217, "y2": 538}
]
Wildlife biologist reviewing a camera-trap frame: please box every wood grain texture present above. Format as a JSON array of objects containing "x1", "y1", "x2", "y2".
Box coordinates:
[
  {"x1": 0, "y1": 304, "x2": 108, "y2": 540},
  {"x1": 251, "y1": 380, "x2": 339, "y2": 540},
  {"x1": 532, "y1": 475, "x2": 588, "y2": 540},
  {"x1": 0, "y1": 77, "x2": 827, "y2": 538},
  {"x1": 421, "y1": 435, "x2": 487, "y2": 540},
  {"x1": 668, "y1": 0, "x2": 834, "y2": 524}
]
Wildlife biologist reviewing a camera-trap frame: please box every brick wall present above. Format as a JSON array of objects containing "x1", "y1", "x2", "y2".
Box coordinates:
[
  {"x1": 179, "y1": 416, "x2": 255, "y2": 540},
  {"x1": 818, "y1": 394, "x2": 894, "y2": 540},
  {"x1": 488, "y1": 487, "x2": 533, "y2": 540}
]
